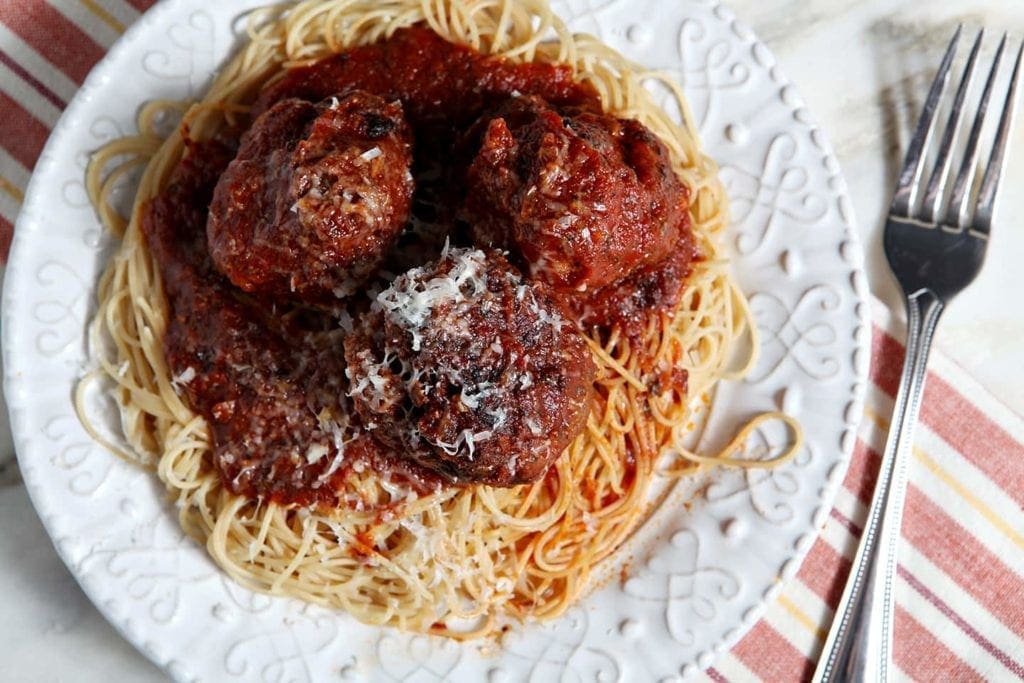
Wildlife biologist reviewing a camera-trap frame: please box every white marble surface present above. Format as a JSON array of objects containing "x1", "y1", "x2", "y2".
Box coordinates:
[
  {"x1": 1, "y1": 0, "x2": 1021, "y2": 680},
  {"x1": 749, "y1": 0, "x2": 1024, "y2": 413}
]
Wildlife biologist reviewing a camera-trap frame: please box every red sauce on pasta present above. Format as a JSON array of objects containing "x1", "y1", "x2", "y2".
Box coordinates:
[{"x1": 140, "y1": 26, "x2": 697, "y2": 507}]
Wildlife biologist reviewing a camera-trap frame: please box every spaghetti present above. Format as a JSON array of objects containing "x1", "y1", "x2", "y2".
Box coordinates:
[{"x1": 82, "y1": 0, "x2": 801, "y2": 638}]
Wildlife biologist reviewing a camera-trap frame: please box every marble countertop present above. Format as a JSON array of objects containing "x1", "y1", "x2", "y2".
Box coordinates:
[{"x1": 2, "y1": 0, "x2": 1022, "y2": 680}]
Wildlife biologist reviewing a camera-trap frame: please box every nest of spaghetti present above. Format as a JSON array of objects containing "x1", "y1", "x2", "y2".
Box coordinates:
[{"x1": 84, "y1": 0, "x2": 783, "y2": 638}]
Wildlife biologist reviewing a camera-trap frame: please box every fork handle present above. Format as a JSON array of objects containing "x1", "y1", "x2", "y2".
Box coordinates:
[{"x1": 813, "y1": 289, "x2": 944, "y2": 683}]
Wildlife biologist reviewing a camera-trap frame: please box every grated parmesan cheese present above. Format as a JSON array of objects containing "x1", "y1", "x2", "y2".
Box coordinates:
[
  {"x1": 374, "y1": 248, "x2": 490, "y2": 351},
  {"x1": 350, "y1": 246, "x2": 575, "y2": 464},
  {"x1": 431, "y1": 428, "x2": 493, "y2": 459},
  {"x1": 171, "y1": 366, "x2": 196, "y2": 389},
  {"x1": 359, "y1": 146, "x2": 383, "y2": 162},
  {"x1": 305, "y1": 443, "x2": 328, "y2": 464},
  {"x1": 459, "y1": 381, "x2": 496, "y2": 410},
  {"x1": 379, "y1": 474, "x2": 413, "y2": 502},
  {"x1": 336, "y1": 309, "x2": 354, "y2": 333}
]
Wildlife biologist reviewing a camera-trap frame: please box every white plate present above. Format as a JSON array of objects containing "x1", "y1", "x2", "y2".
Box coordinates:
[{"x1": 3, "y1": 0, "x2": 869, "y2": 680}]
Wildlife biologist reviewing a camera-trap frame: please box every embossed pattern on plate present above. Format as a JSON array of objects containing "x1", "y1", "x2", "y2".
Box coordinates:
[{"x1": 2, "y1": 1, "x2": 868, "y2": 680}]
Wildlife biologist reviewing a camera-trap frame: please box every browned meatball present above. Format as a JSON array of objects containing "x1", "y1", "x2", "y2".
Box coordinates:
[
  {"x1": 344, "y1": 247, "x2": 595, "y2": 486},
  {"x1": 462, "y1": 96, "x2": 690, "y2": 295},
  {"x1": 207, "y1": 92, "x2": 414, "y2": 304}
]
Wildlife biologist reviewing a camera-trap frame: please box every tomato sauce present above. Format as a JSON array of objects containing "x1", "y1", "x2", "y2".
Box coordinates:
[{"x1": 140, "y1": 26, "x2": 695, "y2": 507}]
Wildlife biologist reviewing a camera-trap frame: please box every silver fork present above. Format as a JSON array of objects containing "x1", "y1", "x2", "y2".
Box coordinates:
[{"x1": 814, "y1": 27, "x2": 1023, "y2": 683}]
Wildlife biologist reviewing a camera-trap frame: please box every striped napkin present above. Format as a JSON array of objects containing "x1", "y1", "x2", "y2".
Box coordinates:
[
  {"x1": 2, "y1": 2, "x2": 1022, "y2": 680},
  {"x1": 713, "y1": 300, "x2": 1024, "y2": 682}
]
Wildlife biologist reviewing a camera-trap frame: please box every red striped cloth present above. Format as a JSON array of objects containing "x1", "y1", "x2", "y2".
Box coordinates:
[
  {"x1": 2, "y1": 3, "x2": 1023, "y2": 681},
  {"x1": 0, "y1": 0, "x2": 156, "y2": 258},
  {"x1": 713, "y1": 302, "x2": 1024, "y2": 682}
]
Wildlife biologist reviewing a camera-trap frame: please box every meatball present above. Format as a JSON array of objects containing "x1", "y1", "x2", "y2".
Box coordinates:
[
  {"x1": 344, "y1": 247, "x2": 595, "y2": 486},
  {"x1": 462, "y1": 95, "x2": 690, "y2": 294},
  {"x1": 207, "y1": 92, "x2": 414, "y2": 304}
]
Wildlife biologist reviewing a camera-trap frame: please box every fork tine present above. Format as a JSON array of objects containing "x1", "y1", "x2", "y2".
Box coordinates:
[
  {"x1": 973, "y1": 39, "x2": 1024, "y2": 231},
  {"x1": 891, "y1": 25, "x2": 962, "y2": 217},
  {"x1": 944, "y1": 34, "x2": 1009, "y2": 228},
  {"x1": 921, "y1": 29, "x2": 985, "y2": 223}
]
